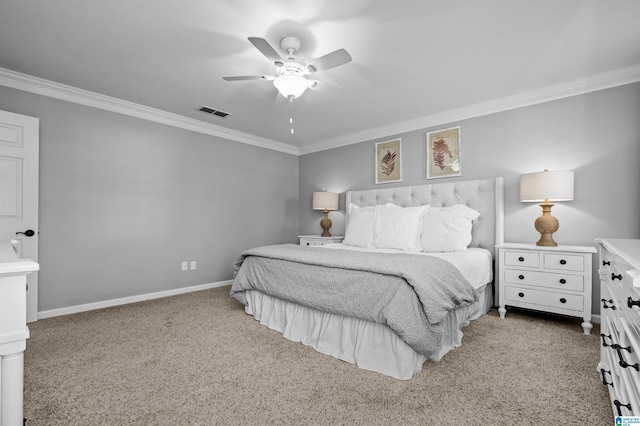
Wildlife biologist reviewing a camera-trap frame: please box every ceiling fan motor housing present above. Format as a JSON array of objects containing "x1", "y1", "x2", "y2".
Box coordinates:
[{"x1": 280, "y1": 36, "x2": 301, "y2": 56}]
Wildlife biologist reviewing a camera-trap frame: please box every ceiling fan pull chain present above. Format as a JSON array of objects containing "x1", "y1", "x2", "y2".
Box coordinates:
[{"x1": 289, "y1": 96, "x2": 295, "y2": 134}]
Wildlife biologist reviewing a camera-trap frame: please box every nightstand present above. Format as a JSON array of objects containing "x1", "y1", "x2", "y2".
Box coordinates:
[
  {"x1": 299, "y1": 235, "x2": 344, "y2": 247},
  {"x1": 496, "y1": 242, "x2": 596, "y2": 334}
]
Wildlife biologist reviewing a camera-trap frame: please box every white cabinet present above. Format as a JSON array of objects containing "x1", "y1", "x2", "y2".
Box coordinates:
[
  {"x1": 497, "y1": 243, "x2": 596, "y2": 334},
  {"x1": 0, "y1": 240, "x2": 39, "y2": 426},
  {"x1": 596, "y1": 238, "x2": 640, "y2": 417},
  {"x1": 298, "y1": 235, "x2": 344, "y2": 247}
]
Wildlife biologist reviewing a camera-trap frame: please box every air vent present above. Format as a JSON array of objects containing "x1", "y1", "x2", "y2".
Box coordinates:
[{"x1": 199, "y1": 105, "x2": 231, "y2": 118}]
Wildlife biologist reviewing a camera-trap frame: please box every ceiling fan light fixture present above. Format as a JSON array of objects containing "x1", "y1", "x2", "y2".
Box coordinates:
[{"x1": 273, "y1": 74, "x2": 309, "y2": 99}]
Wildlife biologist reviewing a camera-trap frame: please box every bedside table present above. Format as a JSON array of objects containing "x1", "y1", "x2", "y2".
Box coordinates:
[
  {"x1": 496, "y1": 243, "x2": 596, "y2": 334},
  {"x1": 299, "y1": 235, "x2": 344, "y2": 247}
]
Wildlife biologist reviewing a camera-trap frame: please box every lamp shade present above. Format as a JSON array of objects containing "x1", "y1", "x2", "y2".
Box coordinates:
[
  {"x1": 273, "y1": 74, "x2": 309, "y2": 99},
  {"x1": 312, "y1": 192, "x2": 339, "y2": 211},
  {"x1": 520, "y1": 170, "x2": 574, "y2": 202}
]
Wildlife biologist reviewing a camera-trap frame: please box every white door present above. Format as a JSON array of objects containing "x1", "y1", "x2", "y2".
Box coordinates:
[{"x1": 0, "y1": 110, "x2": 39, "y2": 322}]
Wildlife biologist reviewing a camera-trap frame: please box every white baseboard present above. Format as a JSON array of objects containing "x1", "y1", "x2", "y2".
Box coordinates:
[{"x1": 37, "y1": 280, "x2": 232, "y2": 320}]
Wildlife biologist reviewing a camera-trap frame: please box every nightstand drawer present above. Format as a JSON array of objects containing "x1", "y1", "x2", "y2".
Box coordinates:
[
  {"x1": 543, "y1": 253, "x2": 585, "y2": 272},
  {"x1": 504, "y1": 285, "x2": 583, "y2": 311},
  {"x1": 504, "y1": 269, "x2": 584, "y2": 292},
  {"x1": 504, "y1": 251, "x2": 540, "y2": 268},
  {"x1": 299, "y1": 235, "x2": 345, "y2": 247}
]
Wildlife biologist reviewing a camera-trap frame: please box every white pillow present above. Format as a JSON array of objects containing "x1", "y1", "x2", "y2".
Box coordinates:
[
  {"x1": 420, "y1": 204, "x2": 480, "y2": 252},
  {"x1": 343, "y1": 204, "x2": 377, "y2": 248},
  {"x1": 372, "y1": 204, "x2": 429, "y2": 252}
]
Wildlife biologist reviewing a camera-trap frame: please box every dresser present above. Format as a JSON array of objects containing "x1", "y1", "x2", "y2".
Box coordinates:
[
  {"x1": 0, "y1": 240, "x2": 39, "y2": 425},
  {"x1": 596, "y1": 238, "x2": 640, "y2": 417},
  {"x1": 298, "y1": 235, "x2": 344, "y2": 247},
  {"x1": 496, "y1": 243, "x2": 596, "y2": 334}
]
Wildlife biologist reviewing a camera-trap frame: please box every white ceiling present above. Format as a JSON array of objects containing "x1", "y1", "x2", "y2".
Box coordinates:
[{"x1": 1, "y1": 0, "x2": 639, "y2": 154}]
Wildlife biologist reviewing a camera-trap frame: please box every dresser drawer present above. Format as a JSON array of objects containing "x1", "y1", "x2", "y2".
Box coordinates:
[
  {"x1": 596, "y1": 239, "x2": 640, "y2": 416},
  {"x1": 543, "y1": 253, "x2": 585, "y2": 272},
  {"x1": 618, "y1": 317, "x2": 640, "y2": 414},
  {"x1": 504, "y1": 269, "x2": 584, "y2": 292},
  {"x1": 504, "y1": 285, "x2": 583, "y2": 311},
  {"x1": 608, "y1": 275, "x2": 640, "y2": 333},
  {"x1": 504, "y1": 251, "x2": 540, "y2": 268}
]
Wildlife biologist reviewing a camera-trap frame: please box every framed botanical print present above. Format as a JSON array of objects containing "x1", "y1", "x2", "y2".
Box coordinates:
[
  {"x1": 426, "y1": 127, "x2": 461, "y2": 179},
  {"x1": 375, "y1": 138, "x2": 402, "y2": 184}
]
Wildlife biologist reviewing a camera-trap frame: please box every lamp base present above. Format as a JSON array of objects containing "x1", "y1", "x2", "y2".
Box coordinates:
[
  {"x1": 535, "y1": 203, "x2": 559, "y2": 247},
  {"x1": 320, "y1": 210, "x2": 332, "y2": 237}
]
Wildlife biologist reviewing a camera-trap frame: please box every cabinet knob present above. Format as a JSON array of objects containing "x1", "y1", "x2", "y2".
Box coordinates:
[
  {"x1": 518, "y1": 256, "x2": 524, "y2": 262},
  {"x1": 628, "y1": 297, "x2": 640, "y2": 309},
  {"x1": 518, "y1": 292, "x2": 524, "y2": 298},
  {"x1": 518, "y1": 274, "x2": 525, "y2": 280},
  {"x1": 559, "y1": 278, "x2": 566, "y2": 284},
  {"x1": 603, "y1": 260, "x2": 611, "y2": 266},
  {"x1": 614, "y1": 400, "x2": 632, "y2": 416},
  {"x1": 612, "y1": 273, "x2": 623, "y2": 281},
  {"x1": 560, "y1": 298, "x2": 567, "y2": 304},
  {"x1": 559, "y1": 259, "x2": 567, "y2": 265},
  {"x1": 602, "y1": 298, "x2": 616, "y2": 310},
  {"x1": 600, "y1": 368, "x2": 613, "y2": 387}
]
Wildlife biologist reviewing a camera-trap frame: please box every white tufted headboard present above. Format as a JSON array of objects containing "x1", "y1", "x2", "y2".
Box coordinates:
[{"x1": 345, "y1": 177, "x2": 504, "y2": 256}]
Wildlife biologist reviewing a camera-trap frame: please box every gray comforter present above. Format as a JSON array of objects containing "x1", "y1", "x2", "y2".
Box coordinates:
[{"x1": 230, "y1": 244, "x2": 478, "y2": 356}]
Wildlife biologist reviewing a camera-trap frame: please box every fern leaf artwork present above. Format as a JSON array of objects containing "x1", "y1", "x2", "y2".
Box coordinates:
[
  {"x1": 380, "y1": 149, "x2": 397, "y2": 176},
  {"x1": 427, "y1": 127, "x2": 461, "y2": 179},
  {"x1": 432, "y1": 139, "x2": 452, "y2": 170},
  {"x1": 375, "y1": 139, "x2": 402, "y2": 184}
]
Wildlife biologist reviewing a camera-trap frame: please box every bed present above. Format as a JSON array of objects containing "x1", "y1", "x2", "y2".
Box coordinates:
[{"x1": 230, "y1": 177, "x2": 504, "y2": 379}]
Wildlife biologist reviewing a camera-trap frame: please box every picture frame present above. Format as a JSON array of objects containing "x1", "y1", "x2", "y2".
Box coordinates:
[
  {"x1": 426, "y1": 127, "x2": 461, "y2": 179},
  {"x1": 375, "y1": 138, "x2": 402, "y2": 184}
]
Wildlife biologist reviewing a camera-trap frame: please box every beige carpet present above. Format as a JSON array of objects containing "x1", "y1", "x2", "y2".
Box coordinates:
[{"x1": 24, "y1": 286, "x2": 612, "y2": 425}]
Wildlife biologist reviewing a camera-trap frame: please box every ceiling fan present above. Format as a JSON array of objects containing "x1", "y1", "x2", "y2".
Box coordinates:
[{"x1": 223, "y1": 36, "x2": 352, "y2": 100}]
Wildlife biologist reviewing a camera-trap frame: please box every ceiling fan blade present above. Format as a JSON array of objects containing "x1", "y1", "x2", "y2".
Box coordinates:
[
  {"x1": 248, "y1": 37, "x2": 283, "y2": 62},
  {"x1": 307, "y1": 48, "x2": 352, "y2": 73},
  {"x1": 222, "y1": 75, "x2": 275, "y2": 81}
]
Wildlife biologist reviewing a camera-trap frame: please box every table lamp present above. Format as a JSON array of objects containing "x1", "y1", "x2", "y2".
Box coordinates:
[
  {"x1": 312, "y1": 191, "x2": 339, "y2": 237},
  {"x1": 520, "y1": 169, "x2": 574, "y2": 247}
]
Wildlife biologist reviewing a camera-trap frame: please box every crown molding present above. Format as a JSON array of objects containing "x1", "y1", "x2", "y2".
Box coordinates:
[
  {"x1": 299, "y1": 63, "x2": 640, "y2": 155},
  {"x1": 0, "y1": 68, "x2": 299, "y2": 156},
  {"x1": 3, "y1": 64, "x2": 639, "y2": 157}
]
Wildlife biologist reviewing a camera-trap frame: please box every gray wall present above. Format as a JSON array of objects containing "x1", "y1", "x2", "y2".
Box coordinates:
[
  {"x1": 299, "y1": 82, "x2": 640, "y2": 316},
  {"x1": 1, "y1": 86, "x2": 299, "y2": 312}
]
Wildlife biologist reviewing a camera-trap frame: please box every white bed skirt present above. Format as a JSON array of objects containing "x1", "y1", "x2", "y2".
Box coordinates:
[{"x1": 243, "y1": 284, "x2": 492, "y2": 380}]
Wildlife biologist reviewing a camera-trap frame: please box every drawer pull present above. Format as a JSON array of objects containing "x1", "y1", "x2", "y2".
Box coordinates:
[
  {"x1": 518, "y1": 292, "x2": 525, "y2": 298},
  {"x1": 518, "y1": 274, "x2": 525, "y2": 280},
  {"x1": 559, "y1": 259, "x2": 567, "y2": 265},
  {"x1": 601, "y1": 333, "x2": 613, "y2": 347},
  {"x1": 614, "y1": 400, "x2": 632, "y2": 416},
  {"x1": 559, "y1": 298, "x2": 567, "y2": 304},
  {"x1": 602, "y1": 298, "x2": 616, "y2": 310},
  {"x1": 518, "y1": 256, "x2": 524, "y2": 262},
  {"x1": 612, "y1": 273, "x2": 623, "y2": 281},
  {"x1": 603, "y1": 260, "x2": 611, "y2": 266},
  {"x1": 559, "y1": 278, "x2": 566, "y2": 284},
  {"x1": 599, "y1": 368, "x2": 613, "y2": 386},
  {"x1": 614, "y1": 344, "x2": 640, "y2": 371},
  {"x1": 628, "y1": 297, "x2": 640, "y2": 309}
]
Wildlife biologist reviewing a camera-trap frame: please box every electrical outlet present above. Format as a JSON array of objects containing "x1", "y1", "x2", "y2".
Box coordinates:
[
  {"x1": 181, "y1": 261, "x2": 188, "y2": 271},
  {"x1": 190, "y1": 261, "x2": 196, "y2": 270}
]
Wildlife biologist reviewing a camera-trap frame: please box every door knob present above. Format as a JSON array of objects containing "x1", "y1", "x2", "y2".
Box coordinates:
[{"x1": 16, "y1": 229, "x2": 35, "y2": 237}]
